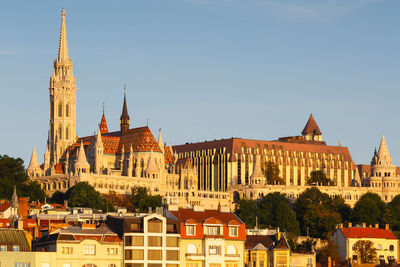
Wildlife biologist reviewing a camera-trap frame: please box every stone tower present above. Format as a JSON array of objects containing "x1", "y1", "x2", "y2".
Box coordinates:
[
  {"x1": 371, "y1": 133, "x2": 396, "y2": 178},
  {"x1": 48, "y1": 8, "x2": 77, "y2": 165}
]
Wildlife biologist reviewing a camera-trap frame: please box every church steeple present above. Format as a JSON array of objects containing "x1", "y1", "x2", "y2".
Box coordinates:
[
  {"x1": 120, "y1": 87, "x2": 130, "y2": 135},
  {"x1": 302, "y1": 114, "x2": 322, "y2": 141},
  {"x1": 58, "y1": 8, "x2": 69, "y2": 61},
  {"x1": 99, "y1": 104, "x2": 109, "y2": 134},
  {"x1": 48, "y1": 8, "x2": 77, "y2": 167}
]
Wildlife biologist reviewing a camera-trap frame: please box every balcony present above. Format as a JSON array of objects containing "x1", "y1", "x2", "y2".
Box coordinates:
[
  {"x1": 185, "y1": 253, "x2": 205, "y2": 260},
  {"x1": 224, "y1": 254, "x2": 240, "y2": 260}
]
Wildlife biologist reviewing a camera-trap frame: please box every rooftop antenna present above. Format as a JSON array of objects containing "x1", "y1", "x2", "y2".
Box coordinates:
[{"x1": 102, "y1": 102, "x2": 105, "y2": 115}]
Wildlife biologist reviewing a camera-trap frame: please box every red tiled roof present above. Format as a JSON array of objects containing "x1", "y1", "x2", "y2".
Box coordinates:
[
  {"x1": 100, "y1": 114, "x2": 109, "y2": 134},
  {"x1": 164, "y1": 143, "x2": 174, "y2": 164},
  {"x1": 0, "y1": 203, "x2": 10, "y2": 212},
  {"x1": 340, "y1": 227, "x2": 398, "y2": 240},
  {"x1": 170, "y1": 208, "x2": 244, "y2": 225},
  {"x1": 0, "y1": 218, "x2": 11, "y2": 228},
  {"x1": 174, "y1": 138, "x2": 353, "y2": 163},
  {"x1": 204, "y1": 217, "x2": 223, "y2": 225},
  {"x1": 185, "y1": 219, "x2": 198, "y2": 224},
  {"x1": 54, "y1": 163, "x2": 64, "y2": 174},
  {"x1": 302, "y1": 114, "x2": 322, "y2": 135}
]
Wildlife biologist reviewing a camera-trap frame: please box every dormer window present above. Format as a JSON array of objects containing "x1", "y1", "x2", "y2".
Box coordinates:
[
  {"x1": 229, "y1": 226, "x2": 238, "y2": 237},
  {"x1": 186, "y1": 225, "x2": 195, "y2": 236},
  {"x1": 206, "y1": 226, "x2": 220, "y2": 236}
]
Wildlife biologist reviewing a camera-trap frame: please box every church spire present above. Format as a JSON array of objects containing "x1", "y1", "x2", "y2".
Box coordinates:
[
  {"x1": 58, "y1": 8, "x2": 69, "y2": 61},
  {"x1": 377, "y1": 132, "x2": 392, "y2": 165},
  {"x1": 99, "y1": 103, "x2": 109, "y2": 134},
  {"x1": 120, "y1": 86, "x2": 130, "y2": 134}
]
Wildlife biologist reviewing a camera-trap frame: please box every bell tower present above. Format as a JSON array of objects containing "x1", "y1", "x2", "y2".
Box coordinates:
[{"x1": 48, "y1": 8, "x2": 77, "y2": 165}]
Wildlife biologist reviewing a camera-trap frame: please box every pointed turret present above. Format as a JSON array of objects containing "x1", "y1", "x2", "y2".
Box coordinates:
[
  {"x1": 11, "y1": 185, "x2": 19, "y2": 209},
  {"x1": 250, "y1": 154, "x2": 266, "y2": 187},
  {"x1": 158, "y1": 128, "x2": 164, "y2": 152},
  {"x1": 58, "y1": 8, "x2": 69, "y2": 61},
  {"x1": 145, "y1": 150, "x2": 159, "y2": 177},
  {"x1": 27, "y1": 146, "x2": 42, "y2": 177},
  {"x1": 74, "y1": 141, "x2": 90, "y2": 174},
  {"x1": 120, "y1": 87, "x2": 130, "y2": 134},
  {"x1": 100, "y1": 114, "x2": 109, "y2": 134},
  {"x1": 96, "y1": 128, "x2": 103, "y2": 147},
  {"x1": 302, "y1": 114, "x2": 322, "y2": 141},
  {"x1": 377, "y1": 133, "x2": 392, "y2": 165}
]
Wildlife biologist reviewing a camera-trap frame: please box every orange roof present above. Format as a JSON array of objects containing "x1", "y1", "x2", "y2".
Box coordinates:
[
  {"x1": 204, "y1": 217, "x2": 223, "y2": 225},
  {"x1": 54, "y1": 163, "x2": 64, "y2": 174},
  {"x1": 100, "y1": 114, "x2": 109, "y2": 134},
  {"x1": 0, "y1": 203, "x2": 10, "y2": 212},
  {"x1": 302, "y1": 114, "x2": 322, "y2": 135},
  {"x1": 339, "y1": 227, "x2": 398, "y2": 240},
  {"x1": 170, "y1": 208, "x2": 244, "y2": 225},
  {"x1": 174, "y1": 138, "x2": 353, "y2": 163},
  {"x1": 164, "y1": 143, "x2": 174, "y2": 164}
]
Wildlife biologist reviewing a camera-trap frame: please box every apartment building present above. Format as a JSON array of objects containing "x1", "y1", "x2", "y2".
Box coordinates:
[
  {"x1": 107, "y1": 213, "x2": 181, "y2": 267},
  {"x1": 167, "y1": 206, "x2": 246, "y2": 267}
]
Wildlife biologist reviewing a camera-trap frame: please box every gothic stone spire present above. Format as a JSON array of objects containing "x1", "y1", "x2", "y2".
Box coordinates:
[
  {"x1": 120, "y1": 87, "x2": 130, "y2": 134},
  {"x1": 58, "y1": 8, "x2": 69, "y2": 61}
]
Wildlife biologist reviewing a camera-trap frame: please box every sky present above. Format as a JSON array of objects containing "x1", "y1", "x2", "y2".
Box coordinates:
[{"x1": 0, "y1": 0, "x2": 399, "y2": 167}]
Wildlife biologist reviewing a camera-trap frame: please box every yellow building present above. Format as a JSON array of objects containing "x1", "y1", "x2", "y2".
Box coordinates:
[
  {"x1": 33, "y1": 223, "x2": 122, "y2": 267},
  {"x1": 332, "y1": 224, "x2": 399, "y2": 264}
]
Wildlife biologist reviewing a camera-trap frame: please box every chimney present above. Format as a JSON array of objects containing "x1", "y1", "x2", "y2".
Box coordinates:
[
  {"x1": 386, "y1": 224, "x2": 389, "y2": 230},
  {"x1": 362, "y1": 222, "x2": 366, "y2": 228},
  {"x1": 348, "y1": 222, "x2": 352, "y2": 228},
  {"x1": 375, "y1": 223, "x2": 379, "y2": 228}
]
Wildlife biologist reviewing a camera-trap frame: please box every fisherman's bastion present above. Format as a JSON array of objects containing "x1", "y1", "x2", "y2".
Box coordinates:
[{"x1": 27, "y1": 9, "x2": 400, "y2": 208}]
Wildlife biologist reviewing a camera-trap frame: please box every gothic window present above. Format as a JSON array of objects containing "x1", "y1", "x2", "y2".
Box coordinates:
[
  {"x1": 58, "y1": 102, "x2": 63, "y2": 117},
  {"x1": 66, "y1": 103, "x2": 70, "y2": 117},
  {"x1": 58, "y1": 125, "x2": 62, "y2": 139},
  {"x1": 66, "y1": 126, "x2": 70, "y2": 140}
]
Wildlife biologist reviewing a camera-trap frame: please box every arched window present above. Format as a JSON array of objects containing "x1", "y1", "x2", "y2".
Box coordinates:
[
  {"x1": 227, "y1": 245, "x2": 237, "y2": 255},
  {"x1": 58, "y1": 102, "x2": 63, "y2": 117},
  {"x1": 390, "y1": 245, "x2": 394, "y2": 251},
  {"x1": 82, "y1": 264, "x2": 97, "y2": 267},
  {"x1": 187, "y1": 244, "x2": 197, "y2": 254},
  {"x1": 66, "y1": 103, "x2": 70, "y2": 117},
  {"x1": 66, "y1": 126, "x2": 70, "y2": 140},
  {"x1": 58, "y1": 125, "x2": 62, "y2": 139}
]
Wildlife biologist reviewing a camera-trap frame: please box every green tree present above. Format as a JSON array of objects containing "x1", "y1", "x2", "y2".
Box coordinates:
[
  {"x1": 234, "y1": 199, "x2": 258, "y2": 228},
  {"x1": 0, "y1": 154, "x2": 46, "y2": 201},
  {"x1": 330, "y1": 196, "x2": 352, "y2": 223},
  {"x1": 50, "y1": 190, "x2": 66, "y2": 204},
  {"x1": 65, "y1": 182, "x2": 113, "y2": 212},
  {"x1": 351, "y1": 193, "x2": 386, "y2": 225},
  {"x1": 295, "y1": 187, "x2": 341, "y2": 239},
  {"x1": 129, "y1": 186, "x2": 162, "y2": 212},
  {"x1": 258, "y1": 192, "x2": 300, "y2": 235},
  {"x1": 262, "y1": 162, "x2": 284, "y2": 185},
  {"x1": 306, "y1": 170, "x2": 333, "y2": 186},
  {"x1": 387, "y1": 195, "x2": 400, "y2": 230},
  {"x1": 353, "y1": 240, "x2": 377, "y2": 263}
]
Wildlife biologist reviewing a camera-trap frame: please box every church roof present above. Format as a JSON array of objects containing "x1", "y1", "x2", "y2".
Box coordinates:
[
  {"x1": 74, "y1": 141, "x2": 90, "y2": 168},
  {"x1": 302, "y1": 114, "x2": 322, "y2": 135},
  {"x1": 164, "y1": 143, "x2": 174, "y2": 164},
  {"x1": 57, "y1": 8, "x2": 69, "y2": 61},
  {"x1": 100, "y1": 114, "x2": 108, "y2": 134}
]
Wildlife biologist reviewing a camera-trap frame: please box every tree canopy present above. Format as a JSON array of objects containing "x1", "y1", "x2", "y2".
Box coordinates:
[
  {"x1": 0, "y1": 154, "x2": 46, "y2": 202},
  {"x1": 351, "y1": 193, "x2": 386, "y2": 225},
  {"x1": 353, "y1": 240, "x2": 377, "y2": 263},
  {"x1": 306, "y1": 170, "x2": 333, "y2": 186},
  {"x1": 262, "y1": 161, "x2": 284, "y2": 185}
]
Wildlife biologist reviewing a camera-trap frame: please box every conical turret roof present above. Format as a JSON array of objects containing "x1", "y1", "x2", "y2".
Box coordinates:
[
  {"x1": 145, "y1": 150, "x2": 159, "y2": 173},
  {"x1": 120, "y1": 90, "x2": 130, "y2": 121},
  {"x1": 302, "y1": 114, "x2": 322, "y2": 135},
  {"x1": 100, "y1": 113, "x2": 108, "y2": 134},
  {"x1": 377, "y1": 133, "x2": 392, "y2": 165},
  {"x1": 27, "y1": 146, "x2": 40, "y2": 171},
  {"x1": 250, "y1": 154, "x2": 266, "y2": 187},
  {"x1": 75, "y1": 141, "x2": 90, "y2": 168},
  {"x1": 158, "y1": 129, "x2": 164, "y2": 152},
  {"x1": 11, "y1": 185, "x2": 18, "y2": 209}
]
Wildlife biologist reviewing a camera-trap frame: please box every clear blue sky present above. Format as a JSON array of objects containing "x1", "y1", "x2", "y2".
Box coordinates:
[{"x1": 1, "y1": 0, "x2": 399, "y2": 167}]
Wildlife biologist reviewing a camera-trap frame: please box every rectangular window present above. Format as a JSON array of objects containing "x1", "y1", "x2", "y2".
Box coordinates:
[
  {"x1": 148, "y1": 236, "x2": 162, "y2": 247},
  {"x1": 148, "y1": 220, "x2": 162, "y2": 233},
  {"x1": 307, "y1": 258, "x2": 313, "y2": 267},
  {"x1": 186, "y1": 225, "x2": 195, "y2": 236},
  {"x1": 14, "y1": 264, "x2": 31, "y2": 267},
  {"x1": 208, "y1": 245, "x2": 221, "y2": 255},
  {"x1": 84, "y1": 244, "x2": 96, "y2": 255},
  {"x1": 130, "y1": 223, "x2": 141, "y2": 232},
  {"x1": 229, "y1": 227, "x2": 238, "y2": 237},
  {"x1": 148, "y1": 250, "x2": 162, "y2": 260},
  {"x1": 166, "y1": 237, "x2": 179, "y2": 247},
  {"x1": 107, "y1": 248, "x2": 118, "y2": 255},
  {"x1": 187, "y1": 263, "x2": 198, "y2": 267},
  {"x1": 62, "y1": 247, "x2": 73, "y2": 254},
  {"x1": 166, "y1": 250, "x2": 179, "y2": 260},
  {"x1": 206, "y1": 226, "x2": 220, "y2": 236},
  {"x1": 12, "y1": 245, "x2": 20, "y2": 252},
  {"x1": 132, "y1": 236, "x2": 144, "y2": 246},
  {"x1": 0, "y1": 245, "x2": 6, "y2": 251}
]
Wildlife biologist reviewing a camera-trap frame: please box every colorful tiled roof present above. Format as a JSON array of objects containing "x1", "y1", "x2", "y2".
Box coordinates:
[
  {"x1": 54, "y1": 163, "x2": 64, "y2": 174},
  {"x1": 0, "y1": 203, "x2": 10, "y2": 212},
  {"x1": 339, "y1": 227, "x2": 398, "y2": 240},
  {"x1": 100, "y1": 114, "x2": 109, "y2": 134},
  {"x1": 164, "y1": 143, "x2": 174, "y2": 164}
]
